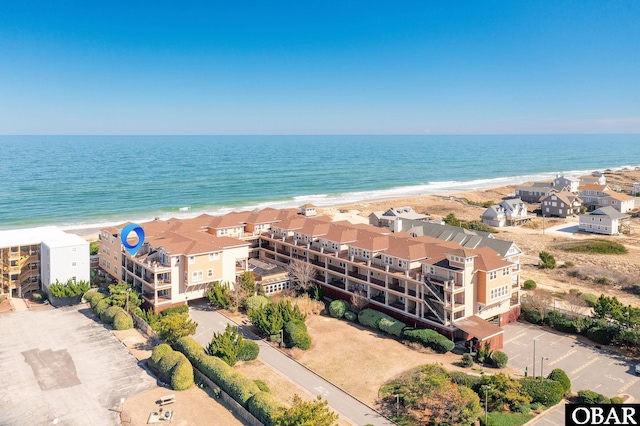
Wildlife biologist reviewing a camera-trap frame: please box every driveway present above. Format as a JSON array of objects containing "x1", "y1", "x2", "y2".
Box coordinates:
[
  {"x1": 0, "y1": 305, "x2": 155, "y2": 425},
  {"x1": 544, "y1": 220, "x2": 580, "y2": 237},
  {"x1": 189, "y1": 301, "x2": 395, "y2": 426}
]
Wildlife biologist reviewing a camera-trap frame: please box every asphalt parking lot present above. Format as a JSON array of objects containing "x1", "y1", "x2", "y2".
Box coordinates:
[
  {"x1": 503, "y1": 321, "x2": 640, "y2": 399},
  {"x1": 0, "y1": 304, "x2": 155, "y2": 425}
]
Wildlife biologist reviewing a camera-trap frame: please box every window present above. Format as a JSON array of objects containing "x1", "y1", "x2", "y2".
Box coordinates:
[
  {"x1": 192, "y1": 270, "x2": 203, "y2": 281},
  {"x1": 398, "y1": 260, "x2": 407, "y2": 268},
  {"x1": 114, "y1": 254, "x2": 117, "y2": 260},
  {"x1": 189, "y1": 256, "x2": 195, "y2": 264},
  {"x1": 384, "y1": 256, "x2": 393, "y2": 265},
  {"x1": 114, "y1": 266, "x2": 118, "y2": 274},
  {"x1": 209, "y1": 252, "x2": 220, "y2": 261},
  {"x1": 207, "y1": 269, "x2": 214, "y2": 277},
  {"x1": 107, "y1": 248, "x2": 110, "y2": 255},
  {"x1": 107, "y1": 261, "x2": 111, "y2": 269},
  {"x1": 489, "y1": 271, "x2": 497, "y2": 280},
  {"x1": 331, "y1": 242, "x2": 338, "y2": 250},
  {"x1": 502, "y1": 268, "x2": 509, "y2": 276},
  {"x1": 490, "y1": 284, "x2": 509, "y2": 300},
  {"x1": 72, "y1": 261, "x2": 77, "y2": 267}
]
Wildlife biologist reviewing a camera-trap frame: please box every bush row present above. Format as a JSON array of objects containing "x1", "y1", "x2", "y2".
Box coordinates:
[
  {"x1": 150, "y1": 344, "x2": 194, "y2": 390},
  {"x1": 175, "y1": 337, "x2": 285, "y2": 425},
  {"x1": 402, "y1": 328, "x2": 455, "y2": 353},
  {"x1": 84, "y1": 291, "x2": 133, "y2": 330}
]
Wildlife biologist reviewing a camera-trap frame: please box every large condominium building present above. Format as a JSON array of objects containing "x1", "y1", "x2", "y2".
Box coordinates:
[
  {"x1": 0, "y1": 227, "x2": 90, "y2": 298},
  {"x1": 100, "y1": 207, "x2": 521, "y2": 348}
]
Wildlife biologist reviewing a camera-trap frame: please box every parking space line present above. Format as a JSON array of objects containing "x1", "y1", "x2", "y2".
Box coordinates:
[
  {"x1": 504, "y1": 332, "x2": 527, "y2": 344},
  {"x1": 570, "y1": 357, "x2": 599, "y2": 375},
  {"x1": 618, "y1": 376, "x2": 640, "y2": 394},
  {"x1": 547, "y1": 350, "x2": 576, "y2": 366}
]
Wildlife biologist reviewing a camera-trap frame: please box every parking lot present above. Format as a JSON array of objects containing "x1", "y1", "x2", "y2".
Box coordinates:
[{"x1": 0, "y1": 305, "x2": 155, "y2": 425}]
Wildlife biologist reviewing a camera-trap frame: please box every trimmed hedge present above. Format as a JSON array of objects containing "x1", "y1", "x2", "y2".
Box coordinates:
[
  {"x1": 402, "y1": 328, "x2": 454, "y2": 353},
  {"x1": 94, "y1": 298, "x2": 111, "y2": 317},
  {"x1": 358, "y1": 308, "x2": 392, "y2": 329},
  {"x1": 150, "y1": 344, "x2": 194, "y2": 391},
  {"x1": 344, "y1": 311, "x2": 357, "y2": 322},
  {"x1": 523, "y1": 279, "x2": 537, "y2": 290},
  {"x1": 101, "y1": 305, "x2": 121, "y2": 323},
  {"x1": 329, "y1": 300, "x2": 350, "y2": 318},
  {"x1": 378, "y1": 317, "x2": 406, "y2": 337},
  {"x1": 238, "y1": 340, "x2": 260, "y2": 361},
  {"x1": 521, "y1": 307, "x2": 542, "y2": 324},
  {"x1": 175, "y1": 337, "x2": 260, "y2": 407},
  {"x1": 284, "y1": 319, "x2": 311, "y2": 350},
  {"x1": 254, "y1": 379, "x2": 270, "y2": 392},
  {"x1": 545, "y1": 311, "x2": 576, "y2": 333},
  {"x1": 113, "y1": 311, "x2": 134, "y2": 330},
  {"x1": 547, "y1": 369, "x2": 571, "y2": 395},
  {"x1": 519, "y1": 377, "x2": 564, "y2": 406},
  {"x1": 247, "y1": 391, "x2": 285, "y2": 426},
  {"x1": 160, "y1": 304, "x2": 189, "y2": 316},
  {"x1": 84, "y1": 291, "x2": 106, "y2": 309},
  {"x1": 151, "y1": 344, "x2": 173, "y2": 367}
]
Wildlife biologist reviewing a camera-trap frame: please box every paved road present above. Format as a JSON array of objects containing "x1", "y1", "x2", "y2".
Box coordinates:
[
  {"x1": 189, "y1": 301, "x2": 395, "y2": 426},
  {"x1": 502, "y1": 321, "x2": 640, "y2": 424}
]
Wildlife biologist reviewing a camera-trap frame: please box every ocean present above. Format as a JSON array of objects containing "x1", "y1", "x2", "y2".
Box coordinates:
[{"x1": 1, "y1": 134, "x2": 639, "y2": 230}]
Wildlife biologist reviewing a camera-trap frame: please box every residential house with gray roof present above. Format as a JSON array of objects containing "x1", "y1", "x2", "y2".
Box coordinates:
[
  {"x1": 539, "y1": 191, "x2": 583, "y2": 218},
  {"x1": 481, "y1": 197, "x2": 531, "y2": 227},
  {"x1": 579, "y1": 206, "x2": 630, "y2": 235}
]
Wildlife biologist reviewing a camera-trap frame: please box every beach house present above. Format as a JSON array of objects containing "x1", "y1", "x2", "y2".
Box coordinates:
[
  {"x1": 481, "y1": 197, "x2": 531, "y2": 227},
  {"x1": 598, "y1": 190, "x2": 635, "y2": 213},
  {"x1": 552, "y1": 175, "x2": 580, "y2": 193},
  {"x1": 579, "y1": 206, "x2": 630, "y2": 235},
  {"x1": 99, "y1": 208, "x2": 521, "y2": 348},
  {"x1": 539, "y1": 191, "x2": 583, "y2": 218},
  {"x1": 0, "y1": 227, "x2": 90, "y2": 298},
  {"x1": 516, "y1": 182, "x2": 557, "y2": 203},
  {"x1": 578, "y1": 183, "x2": 610, "y2": 210},
  {"x1": 369, "y1": 206, "x2": 429, "y2": 228}
]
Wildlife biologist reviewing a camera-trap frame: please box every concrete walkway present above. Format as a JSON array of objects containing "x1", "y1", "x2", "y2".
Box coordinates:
[
  {"x1": 189, "y1": 302, "x2": 395, "y2": 426},
  {"x1": 11, "y1": 297, "x2": 28, "y2": 312}
]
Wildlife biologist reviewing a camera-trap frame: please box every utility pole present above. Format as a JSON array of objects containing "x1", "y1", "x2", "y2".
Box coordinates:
[
  {"x1": 483, "y1": 385, "x2": 492, "y2": 425},
  {"x1": 533, "y1": 339, "x2": 536, "y2": 378}
]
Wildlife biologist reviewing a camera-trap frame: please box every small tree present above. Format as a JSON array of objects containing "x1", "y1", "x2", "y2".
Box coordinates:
[
  {"x1": 523, "y1": 288, "x2": 554, "y2": 320},
  {"x1": 207, "y1": 281, "x2": 232, "y2": 309},
  {"x1": 444, "y1": 213, "x2": 461, "y2": 227},
  {"x1": 547, "y1": 368, "x2": 571, "y2": 395},
  {"x1": 288, "y1": 259, "x2": 317, "y2": 294},
  {"x1": 239, "y1": 271, "x2": 257, "y2": 296},
  {"x1": 538, "y1": 251, "x2": 556, "y2": 269},
  {"x1": 523, "y1": 279, "x2": 537, "y2": 290},
  {"x1": 249, "y1": 303, "x2": 285, "y2": 337},
  {"x1": 157, "y1": 314, "x2": 198, "y2": 344},
  {"x1": 206, "y1": 324, "x2": 243, "y2": 366},
  {"x1": 491, "y1": 350, "x2": 508, "y2": 368},
  {"x1": 563, "y1": 290, "x2": 588, "y2": 318},
  {"x1": 273, "y1": 395, "x2": 338, "y2": 426}
]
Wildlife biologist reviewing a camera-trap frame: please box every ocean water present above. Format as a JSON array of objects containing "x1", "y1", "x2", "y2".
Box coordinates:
[{"x1": 1, "y1": 134, "x2": 639, "y2": 230}]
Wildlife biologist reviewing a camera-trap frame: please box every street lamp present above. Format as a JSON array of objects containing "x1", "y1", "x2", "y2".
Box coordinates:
[
  {"x1": 394, "y1": 394, "x2": 400, "y2": 417},
  {"x1": 541, "y1": 357, "x2": 549, "y2": 378},
  {"x1": 533, "y1": 339, "x2": 537, "y2": 377},
  {"x1": 125, "y1": 288, "x2": 131, "y2": 314},
  {"x1": 483, "y1": 385, "x2": 492, "y2": 426}
]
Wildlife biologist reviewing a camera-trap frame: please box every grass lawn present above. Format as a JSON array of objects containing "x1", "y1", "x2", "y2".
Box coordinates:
[{"x1": 484, "y1": 411, "x2": 535, "y2": 426}]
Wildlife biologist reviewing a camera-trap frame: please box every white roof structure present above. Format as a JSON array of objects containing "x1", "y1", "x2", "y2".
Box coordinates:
[{"x1": 0, "y1": 226, "x2": 88, "y2": 248}]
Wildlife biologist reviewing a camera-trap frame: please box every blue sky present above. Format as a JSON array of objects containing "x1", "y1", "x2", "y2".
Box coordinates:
[{"x1": 0, "y1": 1, "x2": 638, "y2": 134}]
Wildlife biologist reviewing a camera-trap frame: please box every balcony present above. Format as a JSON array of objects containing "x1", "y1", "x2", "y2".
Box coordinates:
[
  {"x1": 327, "y1": 279, "x2": 346, "y2": 290},
  {"x1": 327, "y1": 264, "x2": 345, "y2": 274}
]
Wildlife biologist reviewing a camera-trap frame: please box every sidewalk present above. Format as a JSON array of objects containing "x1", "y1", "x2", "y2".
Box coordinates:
[{"x1": 11, "y1": 297, "x2": 28, "y2": 312}]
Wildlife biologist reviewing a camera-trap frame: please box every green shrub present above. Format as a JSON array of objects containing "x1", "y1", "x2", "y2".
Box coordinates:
[
  {"x1": 113, "y1": 311, "x2": 134, "y2": 330},
  {"x1": 358, "y1": 308, "x2": 392, "y2": 329},
  {"x1": 49, "y1": 279, "x2": 91, "y2": 297},
  {"x1": 521, "y1": 307, "x2": 542, "y2": 324},
  {"x1": 238, "y1": 340, "x2": 260, "y2": 361},
  {"x1": 539, "y1": 251, "x2": 556, "y2": 269},
  {"x1": 461, "y1": 353, "x2": 474, "y2": 368},
  {"x1": 158, "y1": 351, "x2": 183, "y2": 376},
  {"x1": 284, "y1": 320, "x2": 311, "y2": 350},
  {"x1": 587, "y1": 322, "x2": 617, "y2": 345},
  {"x1": 519, "y1": 377, "x2": 564, "y2": 406},
  {"x1": 581, "y1": 293, "x2": 599, "y2": 307},
  {"x1": 491, "y1": 351, "x2": 509, "y2": 368},
  {"x1": 247, "y1": 391, "x2": 285, "y2": 426},
  {"x1": 545, "y1": 311, "x2": 576, "y2": 333},
  {"x1": 378, "y1": 317, "x2": 406, "y2": 337},
  {"x1": 561, "y1": 261, "x2": 575, "y2": 268},
  {"x1": 516, "y1": 404, "x2": 531, "y2": 414},
  {"x1": 101, "y1": 305, "x2": 121, "y2": 324},
  {"x1": 31, "y1": 291, "x2": 45, "y2": 302},
  {"x1": 175, "y1": 336, "x2": 206, "y2": 361},
  {"x1": 329, "y1": 299, "x2": 350, "y2": 318},
  {"x1": 151, "y1": 344, "x2": 173, "y2": 368},
  {"x1": 85, "y1": 291, "x2": 106, "y2": 308},
  {"x1": 530, "y1": 402, "x2": 543, "y2": 411},
  {"x1": 402, "y1": 328, "x2": 455, "y2": 353},
  {"x1": 547, "y1": 369, "x2": 571, "y2": 395},
  {"x1": 610, "y1": 396, "x2": 624, "y2": 404},
  {"x1": 254, "y1": 379, "x2": 270, "y2": 393},
  {"x1": 220, "y1": 370, "x2": 262, "y2": 406},
  {"x1": 244, "y1": 295, "x2": 270, "y2": 313},
  {"x1": 523, "y1": 279, "x2": 537, "y2": 290},
  {"x1": 94, "y1": 298, "x2": 111, "y2": 317},
  {"x1": 578, "y1": 389, "x2": 610, "y2": 404},
  {"x1": 344, "y1": 311, "x2": 357, "y2": 322},
  {"x1": 160, "y1": 304, "x2": 189, "y2": 316},
  {"x1": 448, "y1": 371, "x2": 482, "y2": 389},
  {"x1": 171, "y1": 356, "x2": 194, "y2": 391}
]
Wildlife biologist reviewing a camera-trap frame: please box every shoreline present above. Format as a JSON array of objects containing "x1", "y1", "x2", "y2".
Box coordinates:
[{"x1": 13, "y1": 165, "x2": 640, "y2": 242}]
